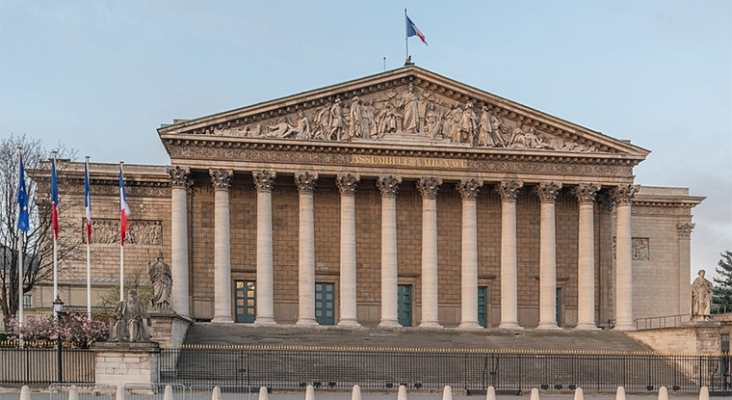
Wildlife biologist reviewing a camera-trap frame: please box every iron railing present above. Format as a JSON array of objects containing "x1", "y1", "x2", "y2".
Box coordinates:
[
  {"x1": 635, "y1": 314, "x2": 691, "y2": 330},
  {"x1": 0, "y1": 345, "x2": 95, "y2": 385},
  {"x1": 159, "y1": 346, "x2": 732, "y2": 394}
]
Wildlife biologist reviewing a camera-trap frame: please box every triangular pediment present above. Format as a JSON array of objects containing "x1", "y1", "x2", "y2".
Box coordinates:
[{"x1": 158, "y1": 66, "x2": 649, "y2": 159}]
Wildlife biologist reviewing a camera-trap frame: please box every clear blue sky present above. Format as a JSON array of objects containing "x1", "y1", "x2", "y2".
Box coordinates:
[{"x1": 1, "y1": 0, "x2": 730, "y2": 281}]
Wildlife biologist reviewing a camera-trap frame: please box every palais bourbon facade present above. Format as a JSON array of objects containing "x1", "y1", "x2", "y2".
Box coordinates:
[{"x1": 54, "y1": 66, "x2": 703, "y2": 330}]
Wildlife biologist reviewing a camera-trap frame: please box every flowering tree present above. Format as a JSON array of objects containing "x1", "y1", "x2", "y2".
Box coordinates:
[{"x1": 7, "y1": 312, "x2": 109, "y2": 347}]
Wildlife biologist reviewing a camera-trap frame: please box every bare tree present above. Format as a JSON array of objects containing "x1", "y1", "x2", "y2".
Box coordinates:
[{"x1": 0, "y1": 134, "x2": 78, "y2": 331}]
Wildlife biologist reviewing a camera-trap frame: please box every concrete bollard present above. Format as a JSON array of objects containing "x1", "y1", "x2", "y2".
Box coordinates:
[
  {"x1": 163, "y1": 385, "x2": 174, "y2": 400},
  {"x1": 616, "y1": 386, "x2": 626, "y2": 400},
  {"x1": 259, "y1": 386, "x2": 269, "y2": 400},
  {"x1": 658, "y1": 386, "x2": 668, "y2": 400},
  {"x1": 211, "y1": 386, "x2": 221, "y2": 400},
  {"x1": 530, "y1": 387, "x2": 540, "y2": 400},
  {"x1": 69, "y1": 387, "x2": 79, "y2": 400},
  {"x1": 485, "y1": 386, "x2": 496, "y2": 400},
  {"x1": 20, "y1": 386, "x2": 31, "y2": 400},
  {"x1": 442, "y1": 385, "x2": 453, "y2": 400},
  {"x1": 573, "y1": 387, "x2": 584, "y2": 400},
  {"x1": 397, "y1": 384, "x2": 408, "y2": 400},
  {"x1": 306, "y1": 385, "x2": 315, "y2": 400},
  {"x1": 116, "y1": 384, "x2": 125, "y2": 400},
  {"x1": 699, "y1": 386, "x2": 710, "y2": 400},
  {"x1": 351, "y1": 384, "x2": 361, "y2": 400}
]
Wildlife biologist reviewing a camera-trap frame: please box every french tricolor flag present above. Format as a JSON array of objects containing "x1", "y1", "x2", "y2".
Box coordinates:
[
  {"x1": 406, "y1": 14, "x2": 427, "y2": 45},
  {"x1": 50, "y1": 157, "x2": 59, "y2": 240},
  {"x1": 119, "y1": 164, "x2": 131, "y2": 246},
  {"x1": 84, "y1": 158, "x2": 92, "y2": 244}
]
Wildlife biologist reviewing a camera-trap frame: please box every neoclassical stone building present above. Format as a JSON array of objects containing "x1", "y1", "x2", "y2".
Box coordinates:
[{"x1": 48, "y1": 66, "x2": 703, "y2": 330}]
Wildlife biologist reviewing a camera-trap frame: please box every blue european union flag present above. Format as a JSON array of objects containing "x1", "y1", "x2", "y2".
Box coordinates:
[{"x1": 17, "y1": 156, "x2": 29, "y2": 232}]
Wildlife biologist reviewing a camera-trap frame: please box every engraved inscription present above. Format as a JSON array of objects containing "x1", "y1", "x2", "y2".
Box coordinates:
[{"x1": 352, "y1": 154, "x2": 467, "y2": 169}]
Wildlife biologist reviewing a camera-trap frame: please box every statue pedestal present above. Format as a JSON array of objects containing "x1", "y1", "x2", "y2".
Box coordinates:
[
  {"x1": 93, "y1": 342, "x2": 160, "y2": 388},
  {"x1": 148, "y1": 310, "x2": 192, "y2": 347}
]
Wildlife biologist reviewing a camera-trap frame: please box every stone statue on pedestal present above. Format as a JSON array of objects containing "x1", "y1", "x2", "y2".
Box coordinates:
[
  {"x1": 148, "y1": 250, "x2": 173, "y2": 311},
  {"x1": 691, "y1": 269, "x2": 713, "y2": 322}
]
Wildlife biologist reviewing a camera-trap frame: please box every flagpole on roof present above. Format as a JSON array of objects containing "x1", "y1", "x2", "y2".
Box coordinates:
[
  {"x1": 404, "y1": 8, "x2": 409, "y2": 64},
  {"x1": 85, "y1": 156, "x2": 92, "y2": 319},
  {"x1": 51, "y1": 150, "x2": 59, "y2": 313}
]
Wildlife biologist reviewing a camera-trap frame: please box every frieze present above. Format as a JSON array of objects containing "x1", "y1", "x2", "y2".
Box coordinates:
[
  {"x1": 168, "y1": 144, "x2": 635, "y2": 179},
  {"x1": 86, "y1": 219, "x2": 162, "y2": 246},
  {"x1": 62, "y1": 183, "x2": 170, "y2": 198}
]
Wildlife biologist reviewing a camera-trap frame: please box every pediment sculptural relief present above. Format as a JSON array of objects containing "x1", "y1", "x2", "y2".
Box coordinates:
[{"x1": 212, "y1": 83, "x2": 600, "y2": 153}]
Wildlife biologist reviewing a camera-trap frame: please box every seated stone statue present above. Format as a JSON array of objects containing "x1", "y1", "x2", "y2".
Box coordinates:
[{"x1": 110, "y1": 289, "x2": 152, "y2": 342}]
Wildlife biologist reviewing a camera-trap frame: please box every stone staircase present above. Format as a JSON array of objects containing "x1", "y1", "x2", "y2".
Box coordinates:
[{"x1": 182, "y1": 323, "x2": 652, "y2": 351}]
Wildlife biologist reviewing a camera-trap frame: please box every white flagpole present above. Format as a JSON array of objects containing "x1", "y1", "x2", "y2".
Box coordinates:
[
  {"x1": 16, "y1": 147, "x2": 24, "y2": 345},
  {"x1": 52, "y1": 151, "x2": 58, "y2": 308},
  {"x1": 119, "y1": 161, "x2": 125, "y2": 302},
  {"x1": 85, "y1": 156, "x2": 92, "y2": 319}
]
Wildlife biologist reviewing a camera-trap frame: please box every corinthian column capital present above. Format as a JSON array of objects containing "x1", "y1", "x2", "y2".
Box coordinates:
[
  {"x1": 417, "y1": 177, "x2": 443, "y2": 200},
  {"x1": 209, "y1": 169, "x2": 233, "y2": 190},
  {"x1": 612, "y1": 184, "x2": 639, "y2": 206},
  {"x1": 294, "y1": 171, "x2": 318, "y2": 194},
  {"x1": 573, "y1": 183, "x2": 601, "y2": 204},
  {"x1": 253, "y1": 170, "x2": 276, "y2": 193},
  {"x1": 536, "y1": 181, "x2": 562, "y2": 203},
  {"x1": 336, "y1": 173, "x2": 360, "y2": 196},
  {"x1": 457, "y1": 178, "x2": 483, "y2": 201},
  {"x1": 377, "y1": 175, "x2": 402, "y2": 198},
  {"x1": 497, "y1": 180, "x2": 523, "y2": 202},
  {"x1": 168, "y1": 166, "x2": 191, "y2": 188}
]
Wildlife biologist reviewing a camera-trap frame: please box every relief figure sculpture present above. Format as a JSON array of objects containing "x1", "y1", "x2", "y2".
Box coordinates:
[
  {"x1": 328, "y1": 99, "x2": 345, "y2": 141},
  {"x1": 425, "y1": 104, "x2": 443, "y2": 139},
  {"x1": 377, "y1": 104, "x2": 399, "y2": 135},
  {"x1": 477, "y1": 106, "x2": 494, "y2": 147},
  {"x1": 399, "y1": 83, "x2": 419, "y2": 133},
  {"x1": 459, "y1": 101, "x2": 478, "y2": 144}
]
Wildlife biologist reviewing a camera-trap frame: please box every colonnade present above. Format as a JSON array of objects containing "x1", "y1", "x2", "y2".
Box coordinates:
[{"x1": 167, "y1": 167, "x2": 638, "y2": 330}]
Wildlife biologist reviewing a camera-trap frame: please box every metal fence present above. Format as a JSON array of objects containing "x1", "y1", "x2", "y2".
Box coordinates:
[
  {"x1": 0, "y1": 345, "x2": 95, "y2": 385},
  {"x1": 160, "y1": 346, "x2": 732, "y2": 394},
  {"x1": 635, "y1": 314, "x2": 690, "y2": 330}
]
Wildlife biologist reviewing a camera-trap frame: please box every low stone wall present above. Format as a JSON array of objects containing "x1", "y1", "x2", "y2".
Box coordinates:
[{"x1": 625, "y1": 322, "x2": 721, "y2": 354}]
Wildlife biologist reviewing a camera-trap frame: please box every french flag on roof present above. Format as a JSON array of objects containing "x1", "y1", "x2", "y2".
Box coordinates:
[{"x1": 406, "y1": 14, "x2": 427, "y2": 45}]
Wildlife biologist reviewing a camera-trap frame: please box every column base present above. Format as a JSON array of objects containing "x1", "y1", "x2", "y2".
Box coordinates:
[
  {"x1": 379, "y1": 319, "x2": 401, "y2": 327},
  {"x1": 419, "y1": 321, "x2": 442, "y2": 328},
  {"x1": 458, "y1": 321, "x2": 482, "y2": 329},
  {"x1": 211, "y1": 316, "x2": 233, "y2": 323},
  {"x1": 296, "y1": 317, "x2": 318, "y2": 326},
  {"x1": 254, "y1": 317, "x2": 277, "y2": 325},
  {"x1": 536, "y1": 322, "x2": 561, "y2": 330},
  {"x1": 574, "y1": 322, "x2": 599, "y2": 331},
  {"x1": 498, "y1": 321, "x2": 522, "y2": 330},
  {"x1": 338, "y1": 319, "x2": 361, "y2": 327},
  {"x1": 613, "y1": 322, "x2": 635, "y2": 331}
]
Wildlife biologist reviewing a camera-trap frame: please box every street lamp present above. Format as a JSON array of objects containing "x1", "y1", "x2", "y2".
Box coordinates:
[{"x1": 52, "y1": 295, "x2": 64, "y2": 383}]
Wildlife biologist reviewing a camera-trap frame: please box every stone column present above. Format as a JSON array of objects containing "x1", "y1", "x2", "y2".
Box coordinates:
[
  {"x1": 536, "y1": 181, "x2": 562, "y2": 329},
  {"x1": 497, "y1": 181, "x2": 523, "y2": 329},
  {"x1": 336, "y1": 173, "x2": 360, "y2": 326},
  {"x1": 210, "y1": 169, "x2": 233, "y2": 323},
  {"x1": 613, "y1": 184, "x2": 639, "y2": 331},
  {"x1": 295, "y1": 171, "x2": 319, "y2": 325},
  {"x1": 253, "y1": 170, "x2": 276, "y2": 325},
  {"x1": 573, "y1": 183, "x2": 600, "y2": 330},
  {"x1": 677, "y1": 223, "x2": 695, "y2": 315},
  {"x1": 418, "y1": 177, "x2": 443, "y2": 328},
  {"x1": 456, "y1": 179, "x2": 483, "y2": 329},
  {"x1": 168, "y1": 166, "x2": 190, "y2": 317},
  {"x1": 377, "y1": 175, "x2": 402, "y2": 327}
]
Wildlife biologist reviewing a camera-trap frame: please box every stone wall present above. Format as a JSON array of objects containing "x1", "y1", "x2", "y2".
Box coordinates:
[{"x1": 93, "y1": 342, "x2": 160, "y2": 386}]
